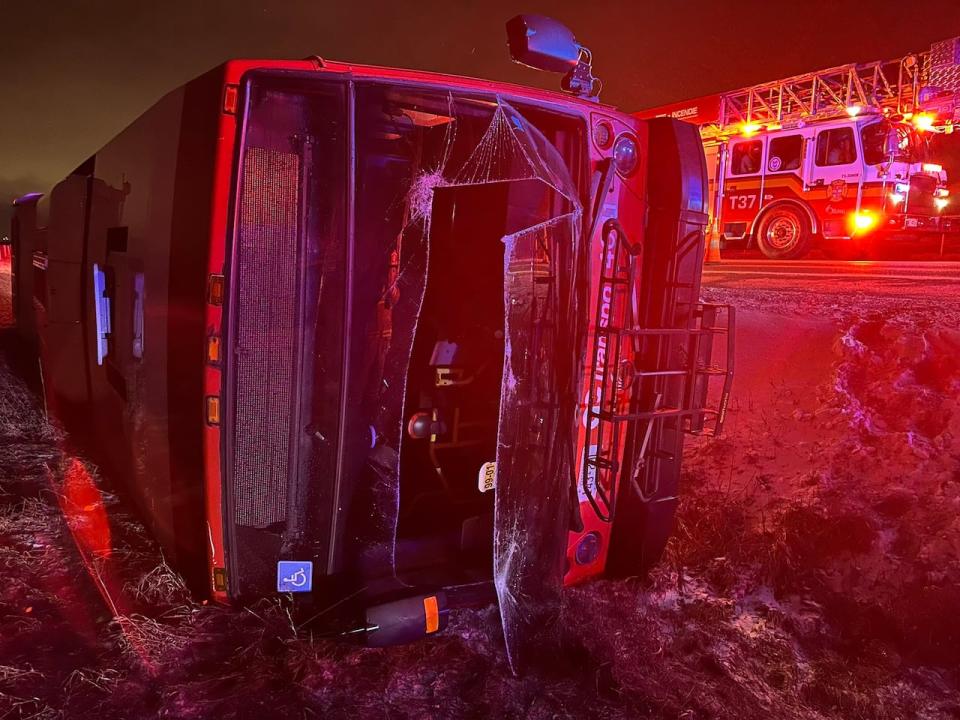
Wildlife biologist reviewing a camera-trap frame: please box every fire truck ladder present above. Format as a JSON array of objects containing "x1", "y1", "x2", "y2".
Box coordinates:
[
  {"x1": 703, "y1": 37, "x2": 960, "y2": 138},
  {"x1": 580, "y1": 224, "x2": 735, "y2": 522}
]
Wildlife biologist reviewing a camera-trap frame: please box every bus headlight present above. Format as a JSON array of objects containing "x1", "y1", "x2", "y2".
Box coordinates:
[{"x1": 612, "y1": 134, "x2": 639, "y2": 177}]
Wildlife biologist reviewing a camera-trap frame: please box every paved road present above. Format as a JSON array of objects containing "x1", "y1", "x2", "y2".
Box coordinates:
[{"x1": 702, "y1": 259, "x2": 960, "y2": 299}]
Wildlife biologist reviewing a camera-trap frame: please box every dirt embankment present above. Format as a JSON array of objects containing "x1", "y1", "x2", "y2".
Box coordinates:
[{"x1": 0, "y1": 259, "x2": 958, "y2": 718}]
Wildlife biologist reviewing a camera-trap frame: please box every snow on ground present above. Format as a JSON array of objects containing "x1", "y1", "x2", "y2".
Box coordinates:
[{"x1": 0, "y1": 257, "x2": 958, "y2": 719}]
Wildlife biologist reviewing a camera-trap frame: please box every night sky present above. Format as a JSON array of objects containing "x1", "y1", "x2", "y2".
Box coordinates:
[{"x1": 2, "y1": 0, "x2": 959, "y2": 229}]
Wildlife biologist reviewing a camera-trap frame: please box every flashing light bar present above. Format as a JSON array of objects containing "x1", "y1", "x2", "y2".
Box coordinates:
[{"x1": 923, "y1": 163, "x2": 943, "y2": 173}]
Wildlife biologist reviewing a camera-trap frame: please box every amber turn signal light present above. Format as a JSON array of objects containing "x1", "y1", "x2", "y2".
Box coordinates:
[
  {"x1": 208, "y1": 275, "x2": 225, "y2": 306},
  {"x1": 205, "y1": 396, "x2": 221, "y2": 426},
  {"x1": 207, "y1": 335, "x2": 221, "y2": 364}
]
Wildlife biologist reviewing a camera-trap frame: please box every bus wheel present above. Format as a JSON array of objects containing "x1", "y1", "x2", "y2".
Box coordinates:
[{"x1": 755, "y1": 206, "x2": 812, "y2": 259}]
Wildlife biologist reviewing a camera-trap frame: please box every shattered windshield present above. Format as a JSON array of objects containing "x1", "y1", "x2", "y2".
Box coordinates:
[
  {"x1": 344, "y1": 85, "x2": 586, "y2": 671},
  {"x1": 231, "y1": 74, "x2": 586, "y2": 670}
]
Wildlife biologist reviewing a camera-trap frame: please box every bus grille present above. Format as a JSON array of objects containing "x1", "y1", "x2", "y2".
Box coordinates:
[{"x1": 232, "y1": 147, "x2": 300, "y2": 528}]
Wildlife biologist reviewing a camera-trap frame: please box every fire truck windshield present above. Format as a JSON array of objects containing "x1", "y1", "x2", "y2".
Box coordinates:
[{"x1": 861, "y1": 120, "x2": 926, "y2": 165}]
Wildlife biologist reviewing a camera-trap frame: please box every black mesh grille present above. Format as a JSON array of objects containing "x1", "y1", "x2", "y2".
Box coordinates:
[{"x1": 233, "y1": 147, "x2": 300, "y2": 528}]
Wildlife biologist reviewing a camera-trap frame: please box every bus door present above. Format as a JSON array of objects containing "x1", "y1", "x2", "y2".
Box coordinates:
[
  {"x1": 723, "y1": 136, "x2": 765, "y2": 241},
  {"x1": 808, "y1": 125, "x2": 861, "y2": 238}
]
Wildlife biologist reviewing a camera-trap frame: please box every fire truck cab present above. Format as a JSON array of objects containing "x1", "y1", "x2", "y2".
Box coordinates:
[{"x1": 639, "y1": 36, "x2": 960, "y2": 260}]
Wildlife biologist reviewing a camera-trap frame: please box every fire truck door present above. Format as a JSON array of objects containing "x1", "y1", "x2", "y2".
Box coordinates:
[
  {"x1": 807, "y1": 126, "x2": 861, "y2": 236},
  {"x1": 723, "y1": 137, "x2": 765, "y2": 237}
]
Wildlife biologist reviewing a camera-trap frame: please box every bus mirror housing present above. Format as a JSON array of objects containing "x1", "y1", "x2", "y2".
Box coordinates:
[
  {"x1": 506, "y1": 15, "x2": 580, "y2": 73},
  {"x1": 506, "y1": 15, "x2": 601, "y2": 100}
]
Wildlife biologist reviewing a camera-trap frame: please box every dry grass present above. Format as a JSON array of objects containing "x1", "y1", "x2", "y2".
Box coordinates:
[
  {"x1": 112, "y1": 614, "x2": 193, "y2": 665},
  {"x1": 0, "y1": 665, "x2": 42, "y2": 685},
  {"x1": 0, "y1": 693, "x2": 62, "y2": 720},
  {"x1": 124, "y1": 558, "x2": 192, "y2": 607},
  {"x1": 0, "y1": 373, "x2": 59, "y2": 445},
  {"x1": 62, "y1": 668, "x2": 122, "y2": 697},
  {"x1": 0, "y1": 497, "x2": 59, "y2": 536}
]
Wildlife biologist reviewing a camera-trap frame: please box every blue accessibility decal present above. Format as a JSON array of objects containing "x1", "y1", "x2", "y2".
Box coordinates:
[{"x1": 277, "y1": 560, "x2": 313, "y2": 593}]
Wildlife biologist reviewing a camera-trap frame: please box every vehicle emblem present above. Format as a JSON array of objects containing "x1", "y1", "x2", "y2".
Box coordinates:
[{"x1": 829, "y1": 179, "x2": 847, "y2": 201}]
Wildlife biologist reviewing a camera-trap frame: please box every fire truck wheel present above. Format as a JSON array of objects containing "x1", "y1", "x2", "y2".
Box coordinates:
[{"x1": 755, "y1": 205, "x2": 812, "y2": 260}]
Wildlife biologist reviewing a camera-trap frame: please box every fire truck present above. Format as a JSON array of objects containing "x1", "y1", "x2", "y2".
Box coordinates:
[
  {"x1": 637, "y1": 37, "x2": 960, "y2": 259},
  {"x1": 9, "y1": 17, "x2": 733, "y2": 668}
]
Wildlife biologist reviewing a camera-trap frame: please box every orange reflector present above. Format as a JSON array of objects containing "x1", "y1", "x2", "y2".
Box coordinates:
[
  {"x1": 208, "y1": 274, "x2": 225, "y2": 305},
  {"x1": 206, "y1": 396, "x2": 221, "y2": 426},
  {"x1": 207, "y1": 335, "x2": 221, "y2": 364},
  {"x1": 423, "y1": 595, "x2": 440, "y2": 634},
  {"x1": 223, "y1": 84, "x2": 239, "y2": 114}
]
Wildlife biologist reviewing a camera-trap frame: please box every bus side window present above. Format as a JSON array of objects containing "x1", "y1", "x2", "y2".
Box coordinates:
[
  {"x1": 93, "y1": 263, "x2": 111, "y2": 365},
  {"x1": 132, "y1": 272, "x2": 145, "y2": 360},
  {"x1": 730, "y1": 139, "x2": 763, "y2": 175},
  {"x1": 815, "y1": 127, "x2": 857, "y2": 166},
  {"x1": 767, "y1": 135, "x2": 802, "y2": 172}
]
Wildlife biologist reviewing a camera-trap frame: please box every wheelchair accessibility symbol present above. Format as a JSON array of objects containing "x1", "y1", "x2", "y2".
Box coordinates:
[{"x1": 277, "y1": 561, "x2": 313, "y2": 593}]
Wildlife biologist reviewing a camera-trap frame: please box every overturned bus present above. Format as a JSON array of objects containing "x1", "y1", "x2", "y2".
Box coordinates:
[{"x1": 10, "y1": 17, "x2": 733, "y2": 668}]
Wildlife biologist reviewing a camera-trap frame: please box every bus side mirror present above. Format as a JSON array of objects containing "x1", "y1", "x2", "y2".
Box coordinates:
[
  {"x1": 506, "y1": 15, "x2": 601, "y2": 100},
  {"x1": 506, "y1": 15, "x2": 581, "y2": 73}
]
